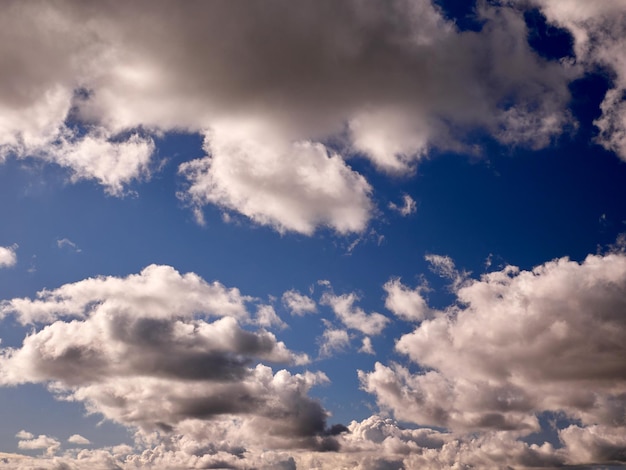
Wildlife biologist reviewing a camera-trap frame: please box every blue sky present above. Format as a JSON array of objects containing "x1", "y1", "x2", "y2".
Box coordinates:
[{"x1": 1, "y1": 1, "x2": 626, "y2": 468}]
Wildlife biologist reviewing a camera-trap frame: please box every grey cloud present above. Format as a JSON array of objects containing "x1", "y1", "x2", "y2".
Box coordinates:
[
  {"x1": 0, "y1": 0, "x2": 583, "y2": 233},
  {"x1": 0, "y1": 267, "x2": 333, "y2": 453}
]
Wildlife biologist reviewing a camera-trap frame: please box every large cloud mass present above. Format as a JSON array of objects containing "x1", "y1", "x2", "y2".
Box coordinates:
[
  {"x1": 0, "y1": 0, "x2": 593, "y2": 233},
  {"x1": 529, "y1": 0, "x2": 626, "y2": 159},
  {"x1": 362, "y1": 251, "x2": 626, "y2": 466},
  {"x1": 0, "y1": 266, "x2": 341, "y2": 454}
]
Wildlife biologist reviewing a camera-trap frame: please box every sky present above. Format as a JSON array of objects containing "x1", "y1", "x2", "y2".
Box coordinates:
[{"x1": 0, "y1": 0, "x2": 626, "y2": 468}]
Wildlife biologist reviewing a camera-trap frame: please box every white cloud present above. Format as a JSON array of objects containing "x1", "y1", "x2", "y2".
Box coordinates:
[
  {"x1": 0, "y1": 244, "x2": 17, "y2": 268},
  {"x1": 425, "y1": 253, "x2": 468, "y2": 289},
  {"x1": 0, "y1": 266, "x2": 337, "y2": 452},
  {"x1": 358, "y1": 337, "x2": 375, "y2": 355},
  {"x1": 1, "y1": 415, "x2": 622, "y2": 468},
  {"x1": 388, "y1": 194, "x2": 417, "y2": 217},
  {"x1": 255, "y1": 304, "x2": 289, "y2": 331},
  {"x1": 318, "y1": 328, "x2": 350, "y2": 358},
  {"x1": 17, "y1": 434, "x2": 60, "y2": 456},
  {"x1": 67, "y1": 434, "x2": 90, "y2": 446},
  {"x1": 15, "y1": 430, "x2": 34, "y2": 440},
  {"x1": 56, "y1": 238, "x2": 81, "y2": 253},
  {"x1": 0, "y1": 264, "x2": 250, "y2": 325},
  {"x1": 47, "y1": 129, "x2": 155, "y2": 196},
  {"x1": 321, "y1": 292, "x2": 389, "y2": 336},
  {"x1": 530, "y1": 0, "x2": 626, "y2": 160},
  {"x1": 179, "y1": 128, "x2": 373, "y2": 235},
  {"x1": 362, "y1": 253, "x2": 626, "y2": 437},
  {"x1": 282, "y1": 290, "x2": 317, "y2": 316},
  {"x1": 383, "y1": 278, "x2": 433, "y2": 322},
  {"x1": 0, "y1": 0, "x2": 590, "y2": 231}
]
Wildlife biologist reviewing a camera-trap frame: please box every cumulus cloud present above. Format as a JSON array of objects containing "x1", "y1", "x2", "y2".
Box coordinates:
[
  {"x1": 361, "y1": 252, "x2": 626, "y2": 461},
  {"x1": 318, "y1": 328, "x2": 350, "y2": 358},
  {"x1": 17, "y1": 434, "x2": 60, "y2": 456},
  {"x1": 0, "y1": 244, "x2": 17, "y2": 268},
  {"x1": 282, "y1": 290, "x2": 317, "y2": 316},
  {"x1": 0, "y1": 0, "x2": 590, "y2": 232},
  {"x1": 179, "y1": 129, "x2": 373, "y2": 235},
  {"x1": 321, "y1": 292, "x2": 389, "y2": 336},
  {"x1": 67, "y1": 434, "x2": 90, "y2": 446},
  {"x1": 0, "y1": 264, "x2": 250, "y2": 325},
  {"x1": 255, "y1": 304, "x2": 289, "y2": 331},
  {"x1": 0, "y1": 266, "x2": 335, "y2": 452},
  {"x1": 383, "y1": 278, "x2": 433, "y2": 322},
  {"x1": 359, "y1": 337, "x2": 375, "y2": 355},
  {"x1": 530, "y1": 0, "x2": 626, "y2": 160}
]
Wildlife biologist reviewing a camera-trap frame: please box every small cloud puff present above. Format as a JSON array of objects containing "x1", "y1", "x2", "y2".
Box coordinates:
[
  {"x1": 282, "y1": 290, "x2": 317, "y2": 316},
  {"x1": 67, "y1": 434, "x2": 90, "y2": 445},
  {"x1": 0, "y1": 244, "x2": 17, "y2": 268},
  {"x1": 388, "y1": 194, "x2": 417, "y2": 216}
]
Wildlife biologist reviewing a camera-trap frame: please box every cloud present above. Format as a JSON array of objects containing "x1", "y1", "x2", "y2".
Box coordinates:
[
  {"x1": 383, "y1": 278, "x2": 433, "y2": 322},
  {"x1": 425, "y1": 253, "x2": 468, "y2": 289},
  {"x1": 0, "y1": 264, "x2": 250, "y2": 325},
  {"x1": 321, "y1": 292, "x2": 389, "y2": 336},
  {"x1": 388, "y1": 194, "x2": 417, "y2": 217},
  {"x1": 255, "y1": 304, "x2": 289, "y2": 331},
  {"x1": 56, "y1": 238, "x2": 81, "y2": 253},
  {"x1": 15, "y1": 431, "x2": 34, "y2": 440},
  {"x1": 67, "y1": 434, "x2": 90, "y2": 446},
  {"x1": 179, "y1": 129, "x2": 373, "y2": 235},
  {"x1": 361, "y1": 252, "x2": 626, "y2": 444},
  {"x1": 0, "y1": 266, "x2": 336, "y2": 451},
  {"x1": 17, "y1": 434, "x2": 60, "y2": 456},
  {"x1": 282, "y1": 290, "x2": 317, "y2": 316},
  {"x1": 0, "y1": 0, "x2": 587, "y2": 232},
  {"x1": 318, "y1": 327, "x2": 350, "y2": 358},
  {"x1": 0, "y1": 244, "x2": 17, "y2": 268},
  {"x1": 530, "y1": 0, "x2": 626, "y2": 160},
  {"x1": 359, "y1": 337, "x2": 375, "y2": 355}
]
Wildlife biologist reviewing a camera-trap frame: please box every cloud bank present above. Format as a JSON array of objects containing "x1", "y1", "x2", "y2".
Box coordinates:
[
  {"x1": 2, "y1": 250, "x2": 626, "y2": 466},
  {"x1": 2, "y1": 0, "x2": 613, "y2": 233}
]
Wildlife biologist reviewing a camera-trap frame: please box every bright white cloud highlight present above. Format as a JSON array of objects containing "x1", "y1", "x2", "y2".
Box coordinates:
[
  {"x1": 383, "y1": 278, "x2": 433, "y2": 322},
  {"x1": 0, "y1": 244, "x2": 17, "y2": 268},
  {"x1": 179, "y1": 129, "x2": 373, "y2": 235},
  {"x1": 362, "y1": 252, "x2": 626, "y2": 438},
  {"x1": 67, "y1": 434, "x2": 90, "y2": 446},
  {"x1": 321, "y1": 292, "x2": 389, "y2": 336},
  {"x1": 282, "y1": 290, "x2": 317, "y2": 316}
]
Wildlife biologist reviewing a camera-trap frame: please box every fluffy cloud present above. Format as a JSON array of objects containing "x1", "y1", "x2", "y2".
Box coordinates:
[
  {"x1": 383, "y1": 278, "x2": 433, "y2": 322},
  {"x1": 0, "y1": 266, "x2": 339, "y2": 452},
  {"x1": 179, "y1": 129, "x2": 373, "y2": 235},
  {"x1": 67, "y1": 434, "x2": 90, "y2": 446},
  {"x1": 282, "y1": 290, "x2": 317, "y2": 316},
  {"x1": 321, "y1": 292, "x2": 389, "y2": 336},
  {"x1": 530, "y1": 0, "x2": 626, "y2": 159},
  {"x1": 361, "y1": 252, "x2": 626, "y2": 462},
  {"x1": 0, "y1": 244, "x2": 17, "y2": 268},
  {"x1": 318, "y1": 328, "x2": 350, "y2": 358},
  {"x1": 2, "y1": 415, "x2": 623, "y2": 468},
  {"x1": 0, "y1": 264, "x2": 250, "y2": 325},
  {"x1": 0, "y1": 0, "x2": 587, "y2": 232},
  {"x1": 17, "y1": 433, "x2": 60, "y2": 456}
]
